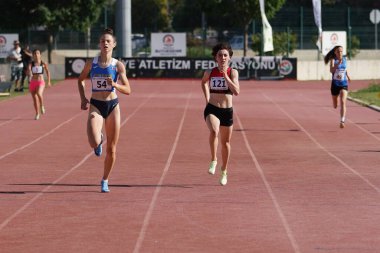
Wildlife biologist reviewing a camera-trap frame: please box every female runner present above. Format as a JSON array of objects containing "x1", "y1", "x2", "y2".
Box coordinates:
[
  {"x1": 29, "y1": 49, "x2": 51, "y2": 120},
  {"x1": 324, "y1": 45, "x2": 351, "y2": 128},
  {"x1": 201, "y1": 43, "x2": 240, "y2": 186},
  {"x1": 78, "y1": 28, "x2": 131, "y2": 192}
]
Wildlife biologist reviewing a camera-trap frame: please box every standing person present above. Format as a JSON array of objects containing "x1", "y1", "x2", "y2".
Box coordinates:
[
  {"x1": 77, "y1": 28, "x2": 131, "y2": 193},
  {"x1": 201, "y1": 43, "x2": 240, "y2": 186},
  {"x1": 7, "y1": 40, "x2": 23, "y2": 92},
  {"x1": 21, "y1": 44, "x2": 33, "y2": 91},
  {"x1": 29, "y1": 49, "x2": 51, "y2": 120},
  {"x1": 324, "y1": 45, "x2": 351, "y2": 128}
]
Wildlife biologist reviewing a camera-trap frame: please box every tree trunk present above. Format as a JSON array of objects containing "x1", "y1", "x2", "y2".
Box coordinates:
[
  {"x1": 47, "y1": 32, "x2": 53, "y2": 64},
  {"x1": 243, "y1": 23, "x2": 249, "y2": 57}
]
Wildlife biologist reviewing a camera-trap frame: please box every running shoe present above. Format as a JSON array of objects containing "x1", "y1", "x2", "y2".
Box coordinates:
[
  {"x1": 340, "y1": 121, "x2": 345, "y2": 129},
  {"x1": 101, "y1": 179, "x2": 110, "y2": 193},
  {"x1": 208, "y1": 160, "x2": 217, "y2": 175},
  {"x1": 41, "y1": 106, "x2": 46, "y2": 114},
  {"x1": 35, "y1": 114, "x2": 40, "y2": 120},
  {"x1": 94, "y1": 134, "x2": 103, "y2": 156},
  {"x1": 220, "y1": 170, "x2": 227, "y2": 186}
]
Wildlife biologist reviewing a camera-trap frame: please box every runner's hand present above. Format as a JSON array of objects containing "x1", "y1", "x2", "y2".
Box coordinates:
[{"x1": 81, "y1": 98, "x2": 89, "y2": 110}]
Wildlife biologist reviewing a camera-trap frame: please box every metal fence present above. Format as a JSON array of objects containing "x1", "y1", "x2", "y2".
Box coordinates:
[
  {"x1": 270, "y1": 6, "x2": 379, "y2": 50},
  {"x1": 6, "y1": 6, "x2": 380, "y2": 53}
]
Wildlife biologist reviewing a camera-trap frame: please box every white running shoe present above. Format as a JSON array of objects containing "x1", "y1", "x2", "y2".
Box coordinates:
[
  {"x1": 41, "y1": 106, "x2": 46, "y2": 114},
  {"x1": 208, "y1": 161, "x2": 217, "y2": 175},
  {"x1": 35, "y1": 114, "x2": 40, "y2": 120},
  {"x1": 220, "y1": 170, "x2": 227, "y2": 186}
]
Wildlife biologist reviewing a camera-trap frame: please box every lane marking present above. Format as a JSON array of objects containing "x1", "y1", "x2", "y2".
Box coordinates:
[
  {"x1": 0, "y1": 112, "x2": 84, "y2": 160},
  {"x1": 0, "y1": 115, "x2": 23, "y2": 127},
  {"x1": 0, "y1": 95, "x2": 153, "y2": 231},
  {"x1": 133, "y1": 93, "x2": 191, "y2": 253},
  {"x1": 299, "y1": 93, "x2": 380, "y2": 142},
  {"x1": 264, "y1": 93, "x2": 380, "y2": 194},
  {"x1": 236, "y1": 113, "x2": 301, "y2": 253},
  {"x1": 0, "y1": 152, "x2": 93, "y2": 231}
]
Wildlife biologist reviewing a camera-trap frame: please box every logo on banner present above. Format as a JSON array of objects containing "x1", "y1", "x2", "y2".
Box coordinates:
[
  {"x1": 0, "y1": 36, "x2": 6, "y2": 48},
  {"x1": 330, "y1": 33, "x2": 339, "y2": 45},
  {"x1": 72, "y1": 59, "x2": 86, "y2": 74},
  {"x1": 280, "y1": 60, "x2": 293, "y2": 76},
  {"x1": 163, "y1": 34, "x2": 175, "y2": 47}
]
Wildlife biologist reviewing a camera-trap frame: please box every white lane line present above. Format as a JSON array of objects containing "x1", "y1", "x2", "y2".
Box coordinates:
[
  {"x1": 0, "y1": 115, "x2": 23, "y2": 127},
  {"x1": 0, "y1": 95, "x2": 153, "y2": 231},
  {"x1": 0, "y1": 112, "x2": 84, "y2": 160},
  {"x1": 299, "y1": 93, "x2": 380, "y2": 142},
  {"x1": 0, "y1": 152, "x2": 93, "y2": 231},
  {"x1": 348, "y1": 119, "x2": 380, "y2": 142},
  {"x1": 264, "y1": 93, "x2": 380, "y2": 194},
  {"x1": 236, "y1": 113, "x2": 301, "y2": 253},
  {"x1": 133, "y1": 93, "x2": 191, "y2": 253}
]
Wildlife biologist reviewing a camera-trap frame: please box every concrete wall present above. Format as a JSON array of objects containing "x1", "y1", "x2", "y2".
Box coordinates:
[{"x1": 297, "y1": 60, "x2": 380, "y2": 81}]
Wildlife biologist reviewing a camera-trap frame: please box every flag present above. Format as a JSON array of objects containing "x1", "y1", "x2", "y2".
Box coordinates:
[
  {"x1": 259, "y1": 0, "x2": 273, "y2": 52},
  {"x1": 312, "y1": 0, "x2": 322, "y2": 51}
]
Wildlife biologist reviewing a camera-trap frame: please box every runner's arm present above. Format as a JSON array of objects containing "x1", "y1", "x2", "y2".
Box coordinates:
[
  {"x1": 201, "y1": 70, "x2": 211, "y2": 104},
  {"x1": 77, "y1": 60, "x2": 92, "y2": 110},
  {"x1": 111, "y1": 61, "x2": 131, "y2": 95}
]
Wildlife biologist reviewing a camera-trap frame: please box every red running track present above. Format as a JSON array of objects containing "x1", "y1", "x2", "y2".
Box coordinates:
[{"x1": 0, "y1": 79, "x2": 379, "y2": 253}]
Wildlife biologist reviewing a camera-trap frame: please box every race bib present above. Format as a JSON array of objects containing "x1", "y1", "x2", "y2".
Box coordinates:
[
  {"x1": 333, "y1": 69, "x2": 346, "y2": 81},
  {"x1": 92, "y1": 76, "x2": 113, "y2": 91},
  {"x1": 31, "y1": 66, "x2": 43, "y2": 74},
  {"x1": 210, "y1": 77, "x2": 228, "y2": 91}
]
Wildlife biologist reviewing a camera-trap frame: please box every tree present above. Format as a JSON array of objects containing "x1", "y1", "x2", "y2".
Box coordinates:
[
  {"x1": 252, "y1": 32, "x2": 298, "y2": 56},
  {"x1": 172, "y1": 0, "x2": 286, "y2": 55},
  {"x1": 220, "y1": 0, "x2": 286, "y2": 56},
  {"x1": 0, "y1": 0, "x2": 36, "y2": 30},
  {"x1": 132, "y1": 0, "x2": 181, "y2": 33},
  {"x1": 0, "y1": 0, "x2": 108, "y2": 63},
  {"x1": 33, "y1": 0, "x2": 108, "y2": 63},
  {"x1": 286, "y1": 0, "x2": 379, "y2": 7},
  {"x1": 172, "y1": 0, "x2": 233, "y2": 35}
]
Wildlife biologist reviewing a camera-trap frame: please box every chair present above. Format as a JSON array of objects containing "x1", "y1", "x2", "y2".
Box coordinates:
[{"x1": 0, "y1": 81, "x2": 13, "y2": 96}]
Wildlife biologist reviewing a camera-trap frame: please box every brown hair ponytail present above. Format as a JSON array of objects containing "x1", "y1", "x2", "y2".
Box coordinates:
[{"x1": 324, "y1": 46, "x2": 341, "y2": 65}]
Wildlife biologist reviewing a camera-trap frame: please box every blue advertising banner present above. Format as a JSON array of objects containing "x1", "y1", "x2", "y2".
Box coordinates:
[{"x1": 65, "y1": 57, "x2": 297, "y2": 80}]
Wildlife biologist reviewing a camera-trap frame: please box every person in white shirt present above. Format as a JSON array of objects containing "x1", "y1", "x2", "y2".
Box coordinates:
[{"x1": 7, "y1": 40, "x2": 24, "y2": 92}]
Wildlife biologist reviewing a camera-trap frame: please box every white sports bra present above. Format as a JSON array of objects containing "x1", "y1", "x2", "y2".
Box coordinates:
[{"x1": 31, "y1": 62, "x2": 44, "y2": 74}]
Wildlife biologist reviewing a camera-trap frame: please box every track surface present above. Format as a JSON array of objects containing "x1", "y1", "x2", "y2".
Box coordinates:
[{"x1": 0, "y1": 79, "x2": 379, "y2": 253}]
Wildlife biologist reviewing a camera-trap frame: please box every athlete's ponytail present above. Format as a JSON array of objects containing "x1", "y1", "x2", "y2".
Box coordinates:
[{"x1": 324, "y1": 46, "x2": 341, "y2": 65}]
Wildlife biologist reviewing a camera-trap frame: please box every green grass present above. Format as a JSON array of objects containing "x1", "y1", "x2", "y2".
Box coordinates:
[{"x1": 349, "y1": 82, "x2": 380, "y2": 107}]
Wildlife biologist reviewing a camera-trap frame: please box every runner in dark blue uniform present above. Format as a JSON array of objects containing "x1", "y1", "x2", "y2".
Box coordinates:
[
  {"x1": 324, "y1": 45, "x2": 351, "y2": 128},
  {"x1": 78, "y1": 28, "x2": 131, "y2": 192}
]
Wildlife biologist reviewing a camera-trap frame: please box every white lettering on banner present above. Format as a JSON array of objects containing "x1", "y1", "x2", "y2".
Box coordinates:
[
  {"x1": 120, "y1": 59, "x2": 136, "y2": 69},
  {"x1": 138, "y1": 60, "x2": 147, "y2": 69},
  {"x1": 195, "y1": 60, "x2": 217, "y2": 70},
  {"x1": 230, "y1": 61, "x2": 245, "y2": 70},
  {"x1": 120, "y1": 58, "x2": 279, "y2": 71},
  {"x1": 126, "y1": 59, "x2": 136, "y2": 69},
  {"x1": 178, "y1": 60, "x2": 190, "y2": 69},
  {"x1": 241, "y1": 59, "x2": 277, "y2": 70},
  {"x1": 138, "y1": 59, "x2": 191, "y2": 70}
]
